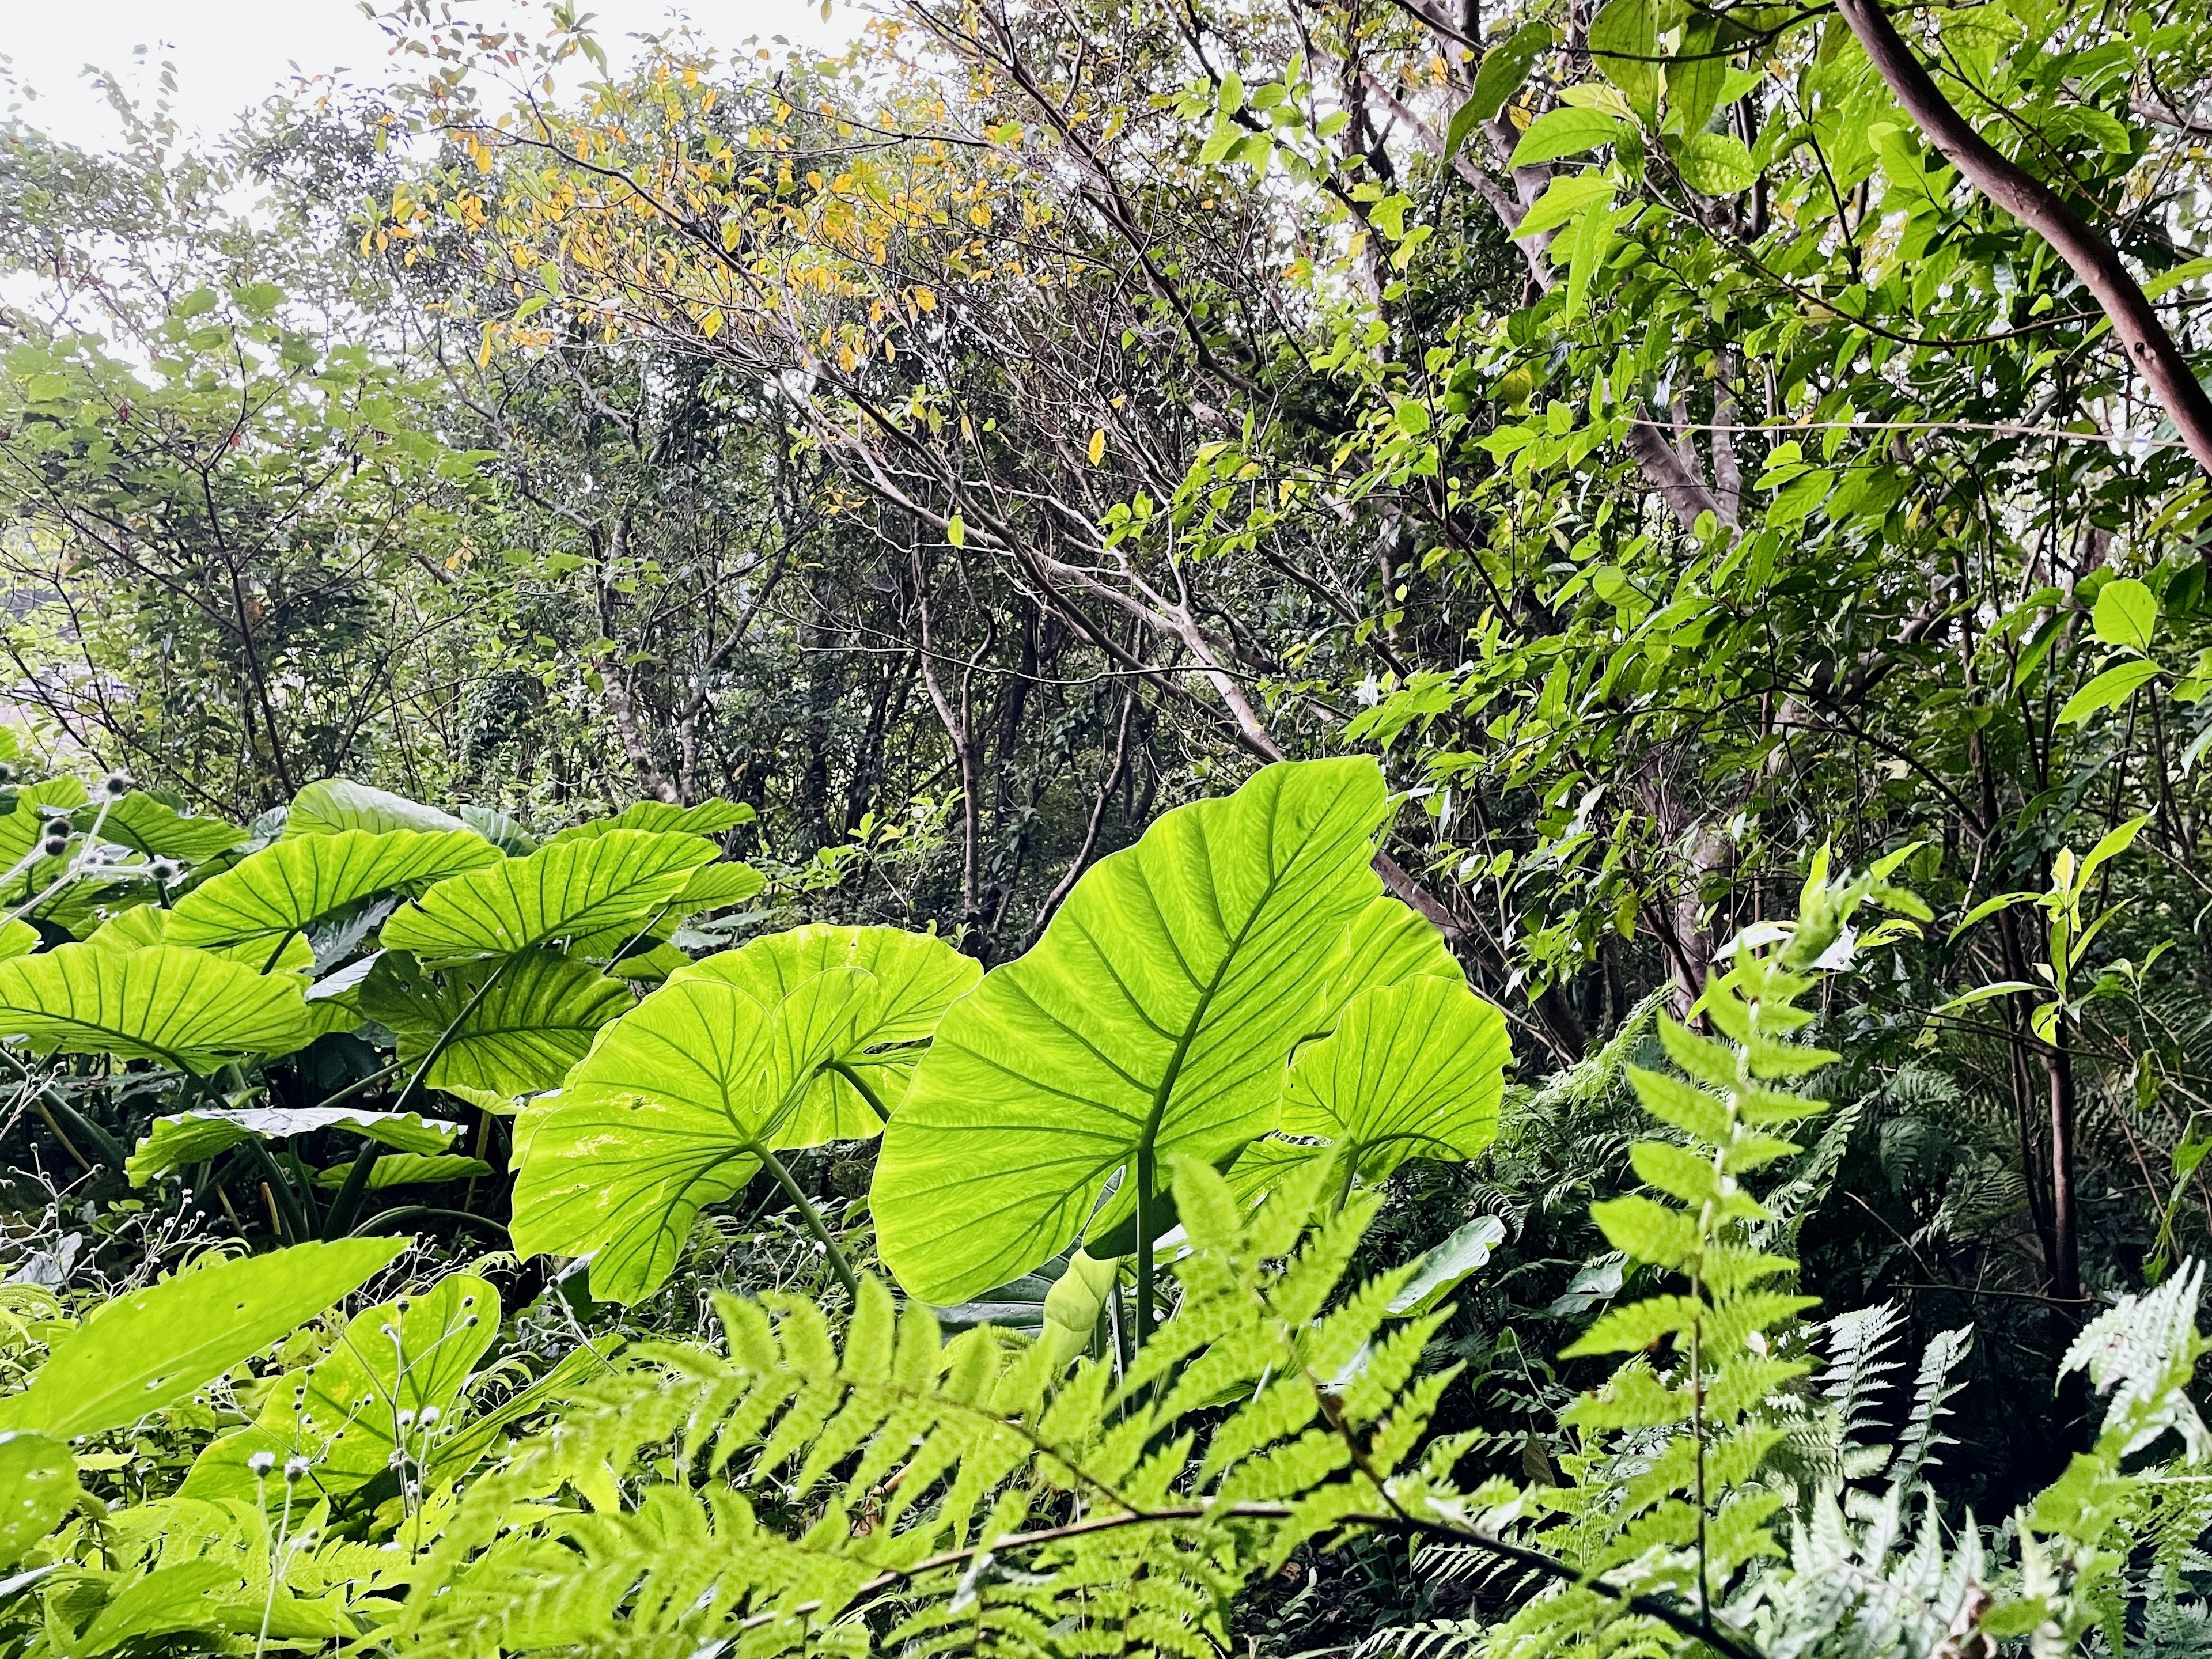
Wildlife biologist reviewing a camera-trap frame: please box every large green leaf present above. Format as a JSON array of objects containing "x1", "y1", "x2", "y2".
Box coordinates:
[
  {"x1": 284, "y1": 779, "x2": 465, "y2": 838},
  {"x1": 361, "y1": 949, "x2": 631, "y2": 1098},
  {"x1": 90, "y1": 793, "x2": 245, "y2": 863},
  {"x1": 1271, "y1": 975, "x2": 1509, "y2": 1180},
  {"x1": 166, "y1": 829, "x2": 501, "y2": 952},
  {"x1": 380, "y1": 830, "x2": 716, "y2": 964},
  {"x1": 181, "y1": 1273, "x2": 497, "y2": 1503},
  {"x1": 548, "y1": 798, "x2": 757, "y2": 843},
  {"x1": 0, "y1": 944, "x2": 310, "y2": 1072},
  {"x1": 673, "y1": 924, "x2": 980, "y2": 1139},
  {"x1": 0, "y1": 1430, "x2": 78, "y2": 1566},
  {"x1": 0, "y1": 778, "x2": 87, "y2": 869},
  {"x1": 85, "y1": 903, "x2": 314, "y2": 975},
  {"x1": 312, "y1": 1152, "x2": 493, "y2": 1189},
  {"x1": 127, "y1": 1107, "x2": 460, "y2": 1185},
  {"x1": 871, "y1": 757, "x2": 1414, "y2": 1305},
  {"x1": 0, "y1": 1238, "x2": 406, "y2": 1438},
  {"x1": 510, "y1": 965, "x2": 876, "y2": 1302}
]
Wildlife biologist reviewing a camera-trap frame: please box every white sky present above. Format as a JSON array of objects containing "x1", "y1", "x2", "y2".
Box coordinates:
[{"x1": 2, "y1": 0, "x2": 864, "y2": 150}]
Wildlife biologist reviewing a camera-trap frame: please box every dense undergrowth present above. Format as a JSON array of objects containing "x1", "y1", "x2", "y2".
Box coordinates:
[{"x1": 7, "y1": 0, "x2": 2212, "y2": 1649}]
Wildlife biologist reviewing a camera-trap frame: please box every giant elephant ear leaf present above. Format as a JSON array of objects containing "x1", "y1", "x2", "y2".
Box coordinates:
[
  {"x1": 285, "y1": 779, "x2": 465, "y2": 838},
  {"x1": 361, "y1": 949, "x2": 631, "y2": 1098},
  {"x1": 165, "y1": 829, "x2": 500, "y2": 952},
  {"x1": 549, "y1": 798, "x2": 756, "y2": 843},
  {"x1": 181, "y1": 1272, "x2": 498, "y2": 1503},
  {"x1": 870, "y1": 757, "x2": 1401, "y2": 1306},
  {"x1": 509, "y1": 965, "x2": 875, "y2": 1302},
  {"x1": 127, "y1": 1105, "x2": 460, "y2": 1185},
  {"x1": 92, "y1": 793, "x2": 245, "y2": 863},
  {"x1": 676, "y1": 924, "x2": 980, "y2": 1140},
  {"x1": 0, "y1": 1237, "x2": 407, "y2": 1439},
  {"x1": 380, "y1": 830, "x2": 716, "y2": 964},
  {"x1": 0, "y1": 944, "x2": 310, "y2": 1072},
  {"x1": 1271, "y1": 975, "x2": 1510, "y2": 1181}
]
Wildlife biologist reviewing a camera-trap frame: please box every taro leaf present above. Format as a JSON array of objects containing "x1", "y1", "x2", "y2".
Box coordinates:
[
  {"x1": 90, "y1": 793, "x2": 245, "y2": 863},
  {"x1": 85, "y1": 904, "x2": 314, "y2": 975},
  {"x1": 165, "y1": 829, "x2": 501, "y2": 953},
  {"x1": 548, "y1": 798, "x2": 757, "y2": 843},
  {"x1": 0, "y1": 1237, "x2": 407, "y2": 1438},
  {"x1": 0, "y1": 919, "x2": 37, "y2": 962},
  {"x1": 565, "y1": 861, "x2": 767, "y2": 960},
  {"x1": 1272, "y1": 975, "x2": 1510, "y2": 1181},
  {"x1": 0, "y1": 778, "x2": 89, "y2": 867},
  {"x1": 672, "y1": 861, "x2": 767, "y2": 909},
  {"x1": 285, "y1": 779, "x2": 465, "y2": 838},
  {"x1": 0, "y1": 944, "x2": 310, "y2": 1073},
  {"x1": 380, "y1": 830, "x2": 716, "y2": 964},
  {"x1": 872, "y1": 757, "x2": 1410, "y2": 1306},
  {"x1": 127, "y1": 1107, "x2": 459, "y2": 1185},
  {"x1": 0, "y1": 1430, "x2": 78, "y2": 1566},
  {"x1": 510, "y1": 965, "x2": 877, "y2": 1302},
  {"x1": 673, "y1": 923, "x2": 980, "y2": 1139},
  {"x1": 361, "y1": 949, "x2": 630, "y2": 1098},
  {"x1": 459, "y1": 803, "x2": 535, "y2": 855},
  {"x1": 312, "y1": 1153, "x2": 493, "y2": 1190},
  {"x1": 181, "y1": 1273, "x2": 497, "y2": 1505},
  {"x1": 1387, "y1": 1214, "x2": 1509, "y2": 1316}
]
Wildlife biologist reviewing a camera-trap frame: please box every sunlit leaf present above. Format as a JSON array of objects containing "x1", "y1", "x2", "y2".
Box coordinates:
[
  {"x1": 361, "y1": 949, "x2": 631, "y2": 1097},
  {"x1": 167, "y1": 829, "x2": 500, "y2": 952},
  {"x1": 0, "y1": 1238, "x2": 407, "y2": 1438},
  {"x1": 0, "y1": 944, "x2": 309, "y2": 1073},
  {"x1": 381, "y1": 830, "x2": 717, "y2": 963},
  {"x1": 127, "y1": 1107, "x2": 460, "y2": 1185}
]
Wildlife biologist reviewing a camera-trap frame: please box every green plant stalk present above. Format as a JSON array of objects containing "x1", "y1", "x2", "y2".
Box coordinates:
[
  {"x1": 825, "y1": 1058, "x2": 890, "y2": 1122},
  {"x1": 321, "y1": 1141, "x2": 388, "y2": 1241},
  {"x1": 348, "y1": 1205, "x2": 507, "y2": 1240},
  {"x1": 259, "y1": 929, "x2": 299, "y2": 976},
  {"x1": 37, "y1": 1090, "x2": 126, "y2": 1172},
  {"x1": 241, "y1": 1135, "x2": 309, "y2": 1243},
  {"x1": 755, "y1": 1143, "x2": 861, "y2": 1299},
  {"x1": 309, "y1": 1060, "x2": 408, "y2": 1117},
  {"x1": 1134, "y1": 1147, "x2": 1156, "y2": 1346}
]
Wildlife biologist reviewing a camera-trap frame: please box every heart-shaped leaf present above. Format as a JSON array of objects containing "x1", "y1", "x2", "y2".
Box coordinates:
[
  {"x1": 872, "y1": 757, "x2": 1427, "y2": 1306},
  {"x1": 548, "y1": 797, "x2": 757, "y2": 843},
  {"x1": 0, "y1": 944, "x2": 310, "y2": 1073},
  {"x1": 166, "y1": 829, "x2": 500, "y2": 953},
  {"x1": 90, "y1": 793, "x2": 245, "y2": 863},
  {"x1": 510, "y1": 964, "x2": 877, "y2": 1302},
  {"x1": 0, "y1": 1237, "x2": 407, "y2": 1438},
  {"x1": 381, "y1": 830, "x2": 716, "y2": 964},
  {"x1": 673, "y1": 924, "x2": 980, "y2": 1139}
]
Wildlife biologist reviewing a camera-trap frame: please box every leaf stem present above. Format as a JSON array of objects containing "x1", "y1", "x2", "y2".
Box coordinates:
[
  {"x1": 755, "y1": 1143, "x2": 861, "y2": 1299},
  {"x1": 825, "y1": 1058, "x2": 890, "y2": 1123}
]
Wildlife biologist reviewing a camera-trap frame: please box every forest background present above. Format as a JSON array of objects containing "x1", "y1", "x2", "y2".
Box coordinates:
[{"x1": 5, "y1": 0, "x2": 2212, "y2": 1647}]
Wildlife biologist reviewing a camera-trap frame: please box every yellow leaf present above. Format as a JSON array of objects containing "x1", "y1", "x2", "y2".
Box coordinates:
[
  {"x1": 946, "y1": 513, "x2": 967, "y2": 547},
  {"x1": 1088, "y1": 428, "x2": 1106, "y2": 464}
]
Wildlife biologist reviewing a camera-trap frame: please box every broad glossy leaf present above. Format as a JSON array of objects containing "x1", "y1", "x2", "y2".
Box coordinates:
[
  {"x1": 0, "y1": 920, "x2": 37, "y2": 962},
  {"x1": 127, "y1": 1107, "x2": 459, "y2": 1185},
  {"x1": 2093, "y1": 577, "x2": 2158, "y2": 653},
  {"x1": 548, "y1": 798, "x2": 756, "y2": 843},
  {"x1": 459, "y1": 803, "x2": 535, "y2": 855},
  {"x1": 0, "y1": 944, "x2": 310, "y2": 1072},
  {"x1": 1274, "y1": 975, "x2": 1510, "y2": 1179},
  {"x1": 0, "y1": 778, "x2": 88, "y2": 868},
  {"x1": 510, "y1": 966, "x2": 873, "y2": 1302},
  {"x1": 0, "y1": 1430, "x2": 77, "y2": 1565},
  {"x1": 872, "y1": 757, "x2": 1402, "y2": 1305},
  {"x1": 0, "y1": 1238, "x2": 407, "y2": 1438},
  {"x1": 1510, "y1": 107, "x2": 1625, "y2": 166},
  {"x1": 1387, "y1": 1215, "x2": 1509, "y2": 1317},
  {"x1": 381, "y1": 830, "x2": 716, "y2": 964},
  {"x1": 181, "y1": 1274, "x2": 497, "y2": 1504},
  {"x1": 675, "y1": 924, "x2": 980, "y2": 1139},
  {"x1": 166, "y1": 829, "x2": 500, "y2": 952},
  {"x1": 285, "y1": 779, "x2": 465, "y2": 838},
  {"x1": 360, "y1": 949, "x2": 630, "y2": 1097},
  {"x1": 2058, "y1": 658, "x2": 2161, "y2": 725},
  {"x1": 312, "y1": 1152, "x2": 493, "y2": 1189},
  {"x1": 92, "y1": 793, "x2": 244, "y2": 863},
  {"x1": 85, "y1": 904, "x2": 314, "y2": 975}
]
